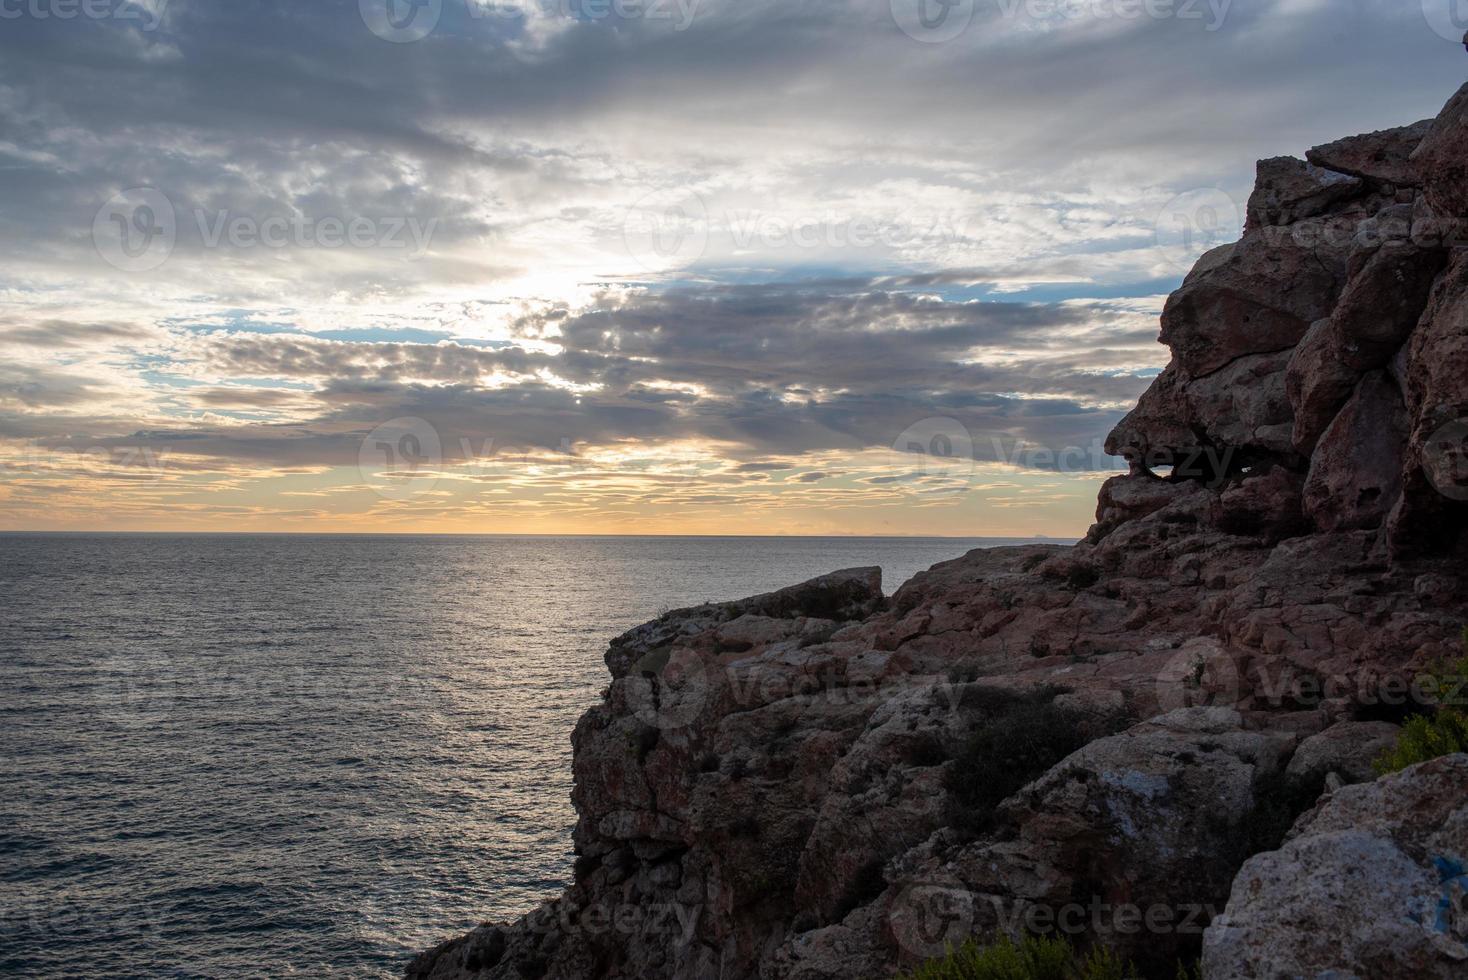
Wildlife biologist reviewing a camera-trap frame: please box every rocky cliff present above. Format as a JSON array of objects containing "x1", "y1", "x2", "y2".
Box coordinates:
[{"x1": 409, "y1": 83, "x2": 1468, "y2": 980}]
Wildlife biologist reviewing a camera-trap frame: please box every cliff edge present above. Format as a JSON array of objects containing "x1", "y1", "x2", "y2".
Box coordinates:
[{"x1": 409, "y1": 83, "x2": 1468, "y2": 980}]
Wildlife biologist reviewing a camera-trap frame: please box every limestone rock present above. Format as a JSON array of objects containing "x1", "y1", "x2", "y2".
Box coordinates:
[
  {"x1": 1284, "y1": 720, "x2": 1400, "y2": 784},
  {"x1": 1203, "y1": 755, "x2": 1468, "y2": 980},
  {"x1": 925, "y1": 709, "x2": 1299, "y2": 974}
]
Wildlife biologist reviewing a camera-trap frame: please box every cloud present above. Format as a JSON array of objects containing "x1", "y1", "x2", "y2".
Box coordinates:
[{"x1": 1, "y1": 0, "x2": 1462, "y2": 532}]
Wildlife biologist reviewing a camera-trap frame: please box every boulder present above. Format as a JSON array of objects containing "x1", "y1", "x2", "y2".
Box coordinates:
[
  {"x1": 1246, "y1": 156, "x2": 1362, "y2": 229},
  {"x1": 1094, "y1": 471, "x2": 1196, "y2": 528},
  {"x1": 1203, "y1": 754, "x2": 1468, "y2": 980},
  {"x1": 1104, "y1": 363, "x2": 1200, "y2": 470},
  {"x1": 943, "y1": 709, "x2": 1300, "y2": 974},
  {"x1": 1302, "y1": 371, "x2": 1409, "y2": 531},
  {"x1": 1159, "y1": 226, "x2": 1349, "y2": 378},
  {"x1": 1333, "y1": 242, "x2": 1449, "y2": 370},
  {"x1": 1307, "y1": 119, "x2": 1434, "y2": 187},
  {"x1": 1390, "y1": 250, "x2": 1468, "y2": 554},
  {"x1": 1216, "y1": 465, "x2": 1308, "y2": 541},
  {"x1": 1286, "y1": 317, "x2": 1363, "y2": 454},
  {"x1": 1284, "y1": 720, "x2": 1400, "y2": 784},
  {"x1": 1412, "y1": 83, "x2": 1468, "y2": 219},
  {"x1": 1181, "y1": 348, "x2": 1295, "y2": 461}
]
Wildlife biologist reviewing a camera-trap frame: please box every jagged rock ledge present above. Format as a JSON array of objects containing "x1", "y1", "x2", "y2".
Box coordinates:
[{"x1": 409, "y1": 82, "x2": 1468, "y2": 980}]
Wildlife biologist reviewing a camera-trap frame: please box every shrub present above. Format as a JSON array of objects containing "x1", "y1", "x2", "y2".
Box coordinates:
[
  {"x1": 1373, "y1": 634, "x2": 1468, "y2": 775},
  {"x1": 897, "y1": 935, "x2": 1131, "y2": 980},
  {"x1": 945, "y1": 688, "x2": 1091, "y2": 834},
  {"x1": 1373, "y1": 709, "x2": 1468, "y2": 774}
]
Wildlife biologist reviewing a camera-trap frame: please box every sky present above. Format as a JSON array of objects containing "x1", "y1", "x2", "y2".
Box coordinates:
[{"x1": 0, "y1": 0, "x2": 1464, "y2": 536}]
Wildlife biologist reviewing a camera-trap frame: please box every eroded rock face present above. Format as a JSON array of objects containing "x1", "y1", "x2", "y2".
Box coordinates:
[
  {"x1": 1157, "y1": 226, "x2": 1349, "y2": 378},
  {"x1": 409, "y1": 89, "x2": 1468, "y2": 980},
  {"x1": 1306, "y1": 119, "x2": 1433, "y2": 187},
  {"x1": 1246, "y1": 156, "x2": 1362, "y2": 229},
  {"x1": 1203, "y1": 755, "x2": 1468, "y2": 980},
  {"x1": 1413, "y1": 84, "x2": 1468, "y2": 218},
  {"x1": 1302, "y1": 371, "x2": 1410, "y2": 532}
]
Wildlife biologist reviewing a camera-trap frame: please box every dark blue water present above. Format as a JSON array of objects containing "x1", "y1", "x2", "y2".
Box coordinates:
[{"x1": 0, "y1": 533, "x2": 1043, "y2": 978}]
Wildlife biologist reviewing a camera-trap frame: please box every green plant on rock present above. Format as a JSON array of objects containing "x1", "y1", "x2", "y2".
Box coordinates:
[
  {"x1": 1373, "y1": 630, "x2": 1468, "y2": 775},
  {"x1": 896, "y1": 934, "x2": 1132, "y2": 980},
  {"x1": 1373, "y1": 709, "x2": 1468, "y2": 774}
]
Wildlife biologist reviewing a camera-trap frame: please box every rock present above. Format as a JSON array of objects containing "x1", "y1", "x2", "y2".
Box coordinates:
[
  {"x1": 1246, "y1": 156, "x2": 1362, "y2": 229},
  {"x1": 1105, "y1": 349, "x2": 1295, "y2": 479},
  {"x1": 1181, "y1": 348, "x2": 1296, "y2": 461},
  {"x1": 1413, "y1": 83, "x2": 1468, "y2": 218},
  {"x1": 1203, "y1": 755, "x2": 1468, "y2": 980},
  {"x1": 605, "y1": 566, "x2": 884, "y2": 676},
  {"x1": 1284, "y1": 720, "x2": 1400, "y2": 784},
  {"x1": 1303, "y1": 371, "x2": 1409, "y2": 532},
  {"x1": 1094, "y1": 471, "x2": 1195, "y2": 529},
  {"x1": 936, "y1": 709, "x2": 1300, "y2": 974},
  {"x1": 1216, "y1": 465, "x2": 1307, "y2": 541},
  {"x1": 1390, "y1": 249, "x2": 1468, "y2": 555},
  {"x1": 1104, "y1": 363, "x2": 1200, "y2": 470},
  {"x1": 1159, "y1": 225, "x2": 1349, "y2": 378},
  {"x1": 1286, "y1": 317, "x2": 1363, "y2": 454},
  {"x1": 1332, "y1": 242, "x2": 1448, "y2": 370},
  {"x1": 1307, "y1": 119, "x2": 1434, "y2": 187}
]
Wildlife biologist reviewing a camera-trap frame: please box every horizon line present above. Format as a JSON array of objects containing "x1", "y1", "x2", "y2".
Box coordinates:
[{"x1": 0, "y1": 529, "x2": 1073, "y2": 541}]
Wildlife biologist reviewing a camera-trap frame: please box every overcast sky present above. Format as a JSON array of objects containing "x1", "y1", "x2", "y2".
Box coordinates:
[{"x1": 1, "y1": 0, "x2": 1463, "y2": 535}]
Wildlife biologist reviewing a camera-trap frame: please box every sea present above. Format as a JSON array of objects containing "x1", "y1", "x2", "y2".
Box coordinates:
[{"x1": 0, "y1": 533, "x2": 1053, "y2": 978}]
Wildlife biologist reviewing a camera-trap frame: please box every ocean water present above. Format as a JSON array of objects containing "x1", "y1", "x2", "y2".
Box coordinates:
[{"x1": 0, "y1": 533, "x2": 1048, "y2": 978}]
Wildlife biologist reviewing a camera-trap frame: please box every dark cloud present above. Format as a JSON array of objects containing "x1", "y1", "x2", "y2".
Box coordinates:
[{"x1": 3, "y1": 280, "x2": 1144, "y2": 470}]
